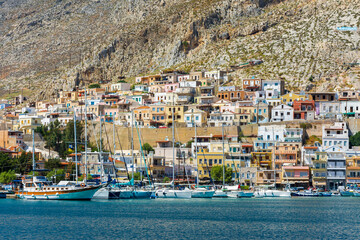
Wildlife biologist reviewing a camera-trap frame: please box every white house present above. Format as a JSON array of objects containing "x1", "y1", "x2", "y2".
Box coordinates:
[
  {"x1": 254, "y1": 125, "x2": 286, "y2": 150},
  {"x1": 261, "y1": 80, "x2": 285, "y2": 94},
  {"x1": 152, "y1": 92, "x2": 177, "y2": 104},
  {"x1": 322, "y1": 122, "x2": 349, "y2": 150},
  {"x1": 340, "y1": 100, "x2": 360, "y2": 114},
  {"x1": 207, "y1": 110, "x2": 235, "y2": 127},
  {"x1": 184, "y1": 107, "x2": 207, "y2": 127},
  {"x1": 271, "y1": 104, "x2": 294, "y2": 122}
]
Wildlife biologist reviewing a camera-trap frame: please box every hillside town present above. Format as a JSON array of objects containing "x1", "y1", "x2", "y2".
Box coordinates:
[{"x1": 1, "y1": 69, "x2": 360, "y2": 192}]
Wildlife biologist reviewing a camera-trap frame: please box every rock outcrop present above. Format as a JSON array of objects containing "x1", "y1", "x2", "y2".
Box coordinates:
[{"x1": 0, "y1": 0, "x2": 359, "y2": 99}]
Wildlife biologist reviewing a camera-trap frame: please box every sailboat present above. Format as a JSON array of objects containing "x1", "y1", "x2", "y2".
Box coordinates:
[
  {"x1": 155, "y1": 103, "x2": 191, "y2": 199},
  {"x1": 16, "y1": 126, "x2": 99, "y2": 200}
]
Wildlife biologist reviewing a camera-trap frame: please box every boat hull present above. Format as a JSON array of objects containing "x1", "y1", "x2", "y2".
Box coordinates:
[
  {"x1": 353, "y1": 192, "x2": 360, "y2": 197},
  {"x1": 255, "y1": 190, "x2": 291, "y2": 198},
  {"x1": 237, "y1": 192, "x2": 254, "y2": 198},
  {"x1": 155, "y1": 189, "x2": 192, "y2": 199},
  {"x1": 131, "y1": 190, "x2": 153, "y2": 199},
  {"x1": 17, "y1": 186, "x2": 99, "y2": 200},
  {"x1": 291, "y1": 192, "x2": 319, "y2": 197},
  {"x1": 340, "y1": 191, "x2": 354, "y2": 197},
  {"x1": 213, "y1": 190, "x2": 228, "y2": 198},
  {"x1": 191, "y1": 190, "x2": 215, "y2": 198}
]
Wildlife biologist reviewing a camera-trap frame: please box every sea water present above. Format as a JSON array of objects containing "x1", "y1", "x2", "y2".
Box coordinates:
[{"x1": 1, "y1": 198, "x2": 360, "y2": 239}]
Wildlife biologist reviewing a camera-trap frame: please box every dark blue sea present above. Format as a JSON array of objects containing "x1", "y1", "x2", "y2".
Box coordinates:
[{"x1": 1, "y1": 198, "x2": 360, "y2": 239}]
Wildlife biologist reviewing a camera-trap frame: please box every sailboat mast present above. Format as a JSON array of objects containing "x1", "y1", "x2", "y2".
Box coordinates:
[
  {"x1": 239, "y1": 138, "x2": 241, "y2": 185},
  {"x1": 74, "y1": 111, "x2": 78, "y2": 184},
  {"x1": 113, "y1": 120, "x2": 116, "y2": 180},
  {"x1": 273, "y1": 142, "x2": 276, "y2": 190},
  {"x1": 131, "y1": 111, "x2": 134, "y2": 183},
  {"x1": 84, "y1": 88, "x2": 88, "y2": 185},
  {"x1": 99, "y1": 116, "x2": 104, "y2": 182},
  {"x1": 222, "y1": 123, "x2": 225, "y2": 186},
  {"x1": 172, "y1": 104, "x2": 175, "y2": 190},
  {"x1": 32, "y1": 129, "x2": 35, "y2": 177},
  {"x1": 195, "y1": 116, "x2": 198, "y2": 188}
]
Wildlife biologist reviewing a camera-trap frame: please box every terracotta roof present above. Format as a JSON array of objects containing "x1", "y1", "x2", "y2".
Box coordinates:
[
  {"x1": 136, "y1": 106, "x2": 150, "y2": 109},
  {"x1": 304, "y1": 146, "x2": 318, "y2": 149}
]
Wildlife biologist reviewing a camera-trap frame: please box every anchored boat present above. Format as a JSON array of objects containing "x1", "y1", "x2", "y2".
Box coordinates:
[{"x1": 16, "y1": 176, "x2": 100, "y2": 200}]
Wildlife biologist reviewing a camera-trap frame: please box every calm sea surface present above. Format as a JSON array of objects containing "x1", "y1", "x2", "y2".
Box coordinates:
[{"x1": 1, "y1": 198, "x2": 360, "y2": 239}]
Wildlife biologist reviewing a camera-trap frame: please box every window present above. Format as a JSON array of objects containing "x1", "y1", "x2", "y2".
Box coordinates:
[{"x1": 219, "y1": 160, "x2": 222, "y2": 164}]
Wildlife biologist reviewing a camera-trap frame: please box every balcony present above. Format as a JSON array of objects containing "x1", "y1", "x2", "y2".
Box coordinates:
[{"x1": 327, "y1": 165, "x2": 346, "y2": 170}]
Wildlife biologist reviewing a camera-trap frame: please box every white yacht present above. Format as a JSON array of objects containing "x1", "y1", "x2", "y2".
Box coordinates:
[
  {"x1": 155, "y1": 188, "x2": 192, "y2": 199},
  {"x1": 254, "y1": 188, "x2": 291, "y2": 198}
]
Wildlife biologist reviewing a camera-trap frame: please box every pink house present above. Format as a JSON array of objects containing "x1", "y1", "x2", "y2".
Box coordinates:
[
  {"x1": 164, "y1": 83, "x2": 179, "y2": 93},
  {"x1": 104, "y1": 107, "x2": 119, "y2": 118}
]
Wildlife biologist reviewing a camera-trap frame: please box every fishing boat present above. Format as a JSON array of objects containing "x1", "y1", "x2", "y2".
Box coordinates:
[
  {"x1": 16, "y1": 176, "x2": 99, "y2": 200},
  {"x1": 291, "y1": 190, "x2": 320, "y2": 197}
]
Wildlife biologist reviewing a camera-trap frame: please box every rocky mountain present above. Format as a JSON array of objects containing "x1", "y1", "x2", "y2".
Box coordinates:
[{"x1": 0, "y1": 0, "x2": 360, "y2": 99}]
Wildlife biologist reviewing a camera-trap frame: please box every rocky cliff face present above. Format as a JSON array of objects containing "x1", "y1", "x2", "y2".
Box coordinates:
[{"x1": 0, "y1": 0, "x2": 359, "y2": 99}]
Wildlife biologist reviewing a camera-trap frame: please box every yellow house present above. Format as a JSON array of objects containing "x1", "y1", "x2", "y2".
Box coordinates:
[
  {"x1": 19, "y1": 115, "x2": 43, "y2": 134},
  {"x1": 164, "y1": 105, "x2": 188, "y2": 125},
  {"x1": 251, "y1": 150, "x2": 272, "y2": 169},
  {"x1": 196, "y1": 148, "x2": 248, "y2": 182},
  {"x1": 196, "y1": 149, "x2": 226, "y2": 179},
  {"x1": 281, "y1": 92, "x2": 307, "y2": 105},
  {"x1": 311, "y1": 152, "x2": 327, "y2": 188}
]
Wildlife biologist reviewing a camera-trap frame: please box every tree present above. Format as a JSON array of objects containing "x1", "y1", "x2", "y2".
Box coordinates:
[
  {"x1": 306, "y1": 135, "x2": 322, "y2": 145},
  {"x1": 163, "y1": 176, "x2": 170, "y2": 183},
  {"x1": 0, "y1": 170, "x2": 16, "y2": 184},
  {"x1": 0, "y1": 153, "x2": 13, "y2": 173},
  {"x1": 15, "y1": 152, "x2": 32, "y2": 174},
  {"x1": 133, "y1": 172, "x2": 141, "y2": 180},
  {"x1": 211, "y1": 165, "x2": 233, "y2": 183},
  {"x1": 46, "y1": 169, "x2": 65, "y2": 184},
  {"x1": 142, "y1": 143, "x2": 154, "y2": 154},
  {"x1": 45, "y1": 159, "x2": 61, "y2": 170},
  {"x1": 78, "y1": 174, "x2": 93, "y2": 181},
  {"x1": 89, "y1": 83, "x2": 101, "y2": 89},
  {"x1": 185, "y1": 140, "x2": 193, "y2": 148},
  {"x1": 350, "y1": 132, "x2": 360, "y2": 147}
]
